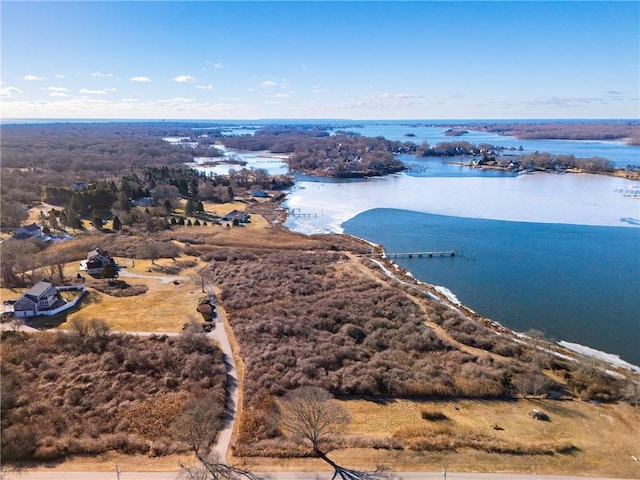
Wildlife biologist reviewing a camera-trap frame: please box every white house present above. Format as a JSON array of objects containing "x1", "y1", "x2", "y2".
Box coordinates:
[{"x1": 13, "y1": 281, "x2": 60, "y2": 318}]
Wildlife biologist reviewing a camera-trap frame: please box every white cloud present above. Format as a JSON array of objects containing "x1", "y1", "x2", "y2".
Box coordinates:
[
  {"x1": 44, "y1": 87, "x2": 69, "y2": 97},
  {"x1": 131, "y1": 76, "x2": 152, "y2": 82},
  {"x1": 156, "y1": 97, "x2": 196, "y2": 105},
  {"x1": 207, "y1": 61, "x2": 225, "y2": 69},
  {"x1": 365, "y1": 93, "x2": 424, "y2": 100},
  {"x1": 173, "y1": 75, "x2": 197, "y2": 83},
  {"x1": 55, "y1": 74, "x2": 65, "y2": 79},
  {"x1": 23, "y1": 74, "x2": 44, "y2": 81},
  {"x1": 272, "y1": 93, "x2": 291, "y2": 98},
  {"x1": 0, "y1": 95, "x2": 257, "y2": 119},
  {"x1": 0, "y1": 86, "x2": 23, "y2": 97},
  {"x1": 80, "y1": 88, "x2": 108, "y2": 95},
  {"x1": 91, "y1": 72, "x2": 114, "y2": 78},
  {"x1": 260, "y1": 80, "x2": 277, "y2": 88},
  {"x1": 196, "y1": 84, "x2": 214, "y2": 90}
]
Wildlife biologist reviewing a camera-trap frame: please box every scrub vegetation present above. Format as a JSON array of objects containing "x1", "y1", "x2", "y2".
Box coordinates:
[
  {"x1": 1, "y1": 122, "x2": 639, "y2": 476},
  {"x1": 0, "y1": 321, "x2": 227, "y2": 463}
]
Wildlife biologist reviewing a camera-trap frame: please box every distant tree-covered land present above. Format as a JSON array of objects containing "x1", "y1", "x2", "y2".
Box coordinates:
[
  {"x1": 0, "y1": 123, "x2": 293, "y2": 232},
  {"x1": 1, "y1": 121, "x2": 635, "y2": 232},
  {"x1": 456, "y1": 121, "x2": 640, "y2": 146},
  {"x1": 223, "y1": 126, "x2": 412, "y2": 177}
]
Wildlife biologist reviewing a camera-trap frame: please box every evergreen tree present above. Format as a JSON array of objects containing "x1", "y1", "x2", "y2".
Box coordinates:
[
  {"x1": 92, "y1": 209, "x2": 104, "y2": 229},
  {"x1": 112, "y1": 215, "x2": 122, "y2": 231},
  {"x1": 185, "y1": 199, "x2": 196, "y2": 216},
  {"x1": 65, "y1": 208, "x2": 83, "y2": 230}
]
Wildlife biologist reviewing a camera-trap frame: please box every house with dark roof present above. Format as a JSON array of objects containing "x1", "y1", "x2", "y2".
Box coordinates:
[
  {"x1": 222, "y1": 210, "x2": 249, "y2": 224},
  {"x1": 13, "y1": 281, "x2": 60, "y2": 318},
  {"x1": 14, "y1": 223, "x2": 42, "y2": 239},
  {"x1": 82, "y1": 248, "x2": 116, "y2": 276}
]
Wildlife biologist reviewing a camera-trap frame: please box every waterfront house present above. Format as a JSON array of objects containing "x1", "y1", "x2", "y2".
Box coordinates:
[{"x1": 13, "y1": 281, "x2": 60, "y2": 318}]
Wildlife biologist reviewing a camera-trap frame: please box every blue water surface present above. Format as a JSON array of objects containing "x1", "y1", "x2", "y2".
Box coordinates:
[{"x1": 343, "y1": 208, "x2": 640, "y2": 366}]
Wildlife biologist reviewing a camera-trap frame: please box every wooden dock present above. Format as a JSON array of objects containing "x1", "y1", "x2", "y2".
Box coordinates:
[
  {"x1": 287, "y1": 208, "x2": 318, "y2": 219},
  {"x1": 382, "y1": 250, "x2": 456, "y2": 259}
]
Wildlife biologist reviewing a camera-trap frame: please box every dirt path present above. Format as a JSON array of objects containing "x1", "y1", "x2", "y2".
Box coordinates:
[
  {"x1": 205, "y1": 293, "x2": 239, "y2": 463},
  {"x1": 345, "y1": 253, "x2": 510, "y2": 362},
  {"x1": 117, "y1": 268, "x2": 189, "y2": 284}
]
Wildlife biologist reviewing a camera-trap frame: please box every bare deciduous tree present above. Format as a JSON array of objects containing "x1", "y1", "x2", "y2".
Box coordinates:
[
  {"x1": 278, "y1": 386, "x2": 396, "y2": 480},
  {"x1": 179, "y1": 453, "x2": 266, "y2": 480},
  {"x1": 175, "y1": 397, "x2": 265, "y2": 480},
  {"x1": 278, "y1": 386, "x2": 349, "y2": 454},
  {"x1": 174, "y1": 396, "x2": 225, "y2": 458}
]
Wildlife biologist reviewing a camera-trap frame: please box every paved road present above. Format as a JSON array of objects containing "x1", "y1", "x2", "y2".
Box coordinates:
[{"x1": 1, "y1": 470, "x2": 633, "y2": 480}]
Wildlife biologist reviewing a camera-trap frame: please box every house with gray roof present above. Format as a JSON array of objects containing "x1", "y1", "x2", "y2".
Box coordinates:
[{"x1": 13, "y1": 281, "x2": 60, "y2": 318}]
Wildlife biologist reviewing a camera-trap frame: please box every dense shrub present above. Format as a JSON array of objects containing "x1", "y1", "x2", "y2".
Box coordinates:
[{"x1": 0, "y1": 330, "x2": 226, "y2": 463}]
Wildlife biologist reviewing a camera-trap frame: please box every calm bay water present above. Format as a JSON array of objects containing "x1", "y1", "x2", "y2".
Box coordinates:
[
  {"x1": 182, "y1": 120, "x2": 640, "y2": 366},
  {"x1": 278, "y1": 122, "x2": 640, "y2": 367},
  {"x1": 343, "y1": 209, "x2": 640, "y2": 366}
]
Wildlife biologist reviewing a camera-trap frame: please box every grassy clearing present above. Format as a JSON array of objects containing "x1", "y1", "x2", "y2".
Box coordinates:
[
  {"x1": 239, "y1": 398, "x2": 640, "y2": 477},
  {"x1": 335, "y1": 398, "x2": 640, "y2": 477},
  {"x1": 63, "y1": 257, "x2": 205, "y2": 332}
]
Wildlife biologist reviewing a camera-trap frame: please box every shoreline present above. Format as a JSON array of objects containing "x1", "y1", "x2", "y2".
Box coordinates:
[
  {"x1": 282, "y1": 211, "x2": 640, "y2": 373},
  {"x1": 444, "y1": 159, "x2": 640, "y2": 181}
]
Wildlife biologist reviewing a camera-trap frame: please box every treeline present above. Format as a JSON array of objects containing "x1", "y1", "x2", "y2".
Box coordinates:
[
  {"x1": 0, "y1": 324, "x2": 227, "y2": 462},
  {"x1": 463, "y1": 121, "x2": 640, "y2": 146},
  {"x1": 0, "y1": 124, "x2": 194, "y2": 171},
  {"x1": 498, "y1": 152, "x2": 615, "y2": 173},
  {"x1": 416, "y1": 140, "x2": 504, "y2": 157},
  {"x1": 223, "y1": 126, "x2": 413, "y2": 177},
  {"x1": 416, "y1": 140, "x2": 616, "y2": 173},
  {"x1": 0, "y1": 123, "x2": 222, "y2": 207}
]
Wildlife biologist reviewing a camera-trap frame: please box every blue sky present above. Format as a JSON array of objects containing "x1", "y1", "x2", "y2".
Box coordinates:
[{"x1": 1, "y1": 1, "x2": 638, "y2": 120}]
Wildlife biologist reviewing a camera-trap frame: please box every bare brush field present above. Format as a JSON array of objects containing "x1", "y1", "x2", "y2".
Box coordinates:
[{"x1": 2, "y1": 201, "x2": 639, "y2": 478}]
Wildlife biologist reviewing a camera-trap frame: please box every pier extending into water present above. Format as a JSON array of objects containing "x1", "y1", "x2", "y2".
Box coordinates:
[
  {"x1": 287, "y1": 208, "x2": 319, "y2": 219},
  {"x1": 382, "y1": 250, "x2": 456, "y2": 259}
]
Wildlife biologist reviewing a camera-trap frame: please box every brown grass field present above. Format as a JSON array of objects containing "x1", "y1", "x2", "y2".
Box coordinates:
[
  {"x1": 2, "y1": 202, "x2": 639, "y2": 478},
  {"x1": 23, "y1": 397, "x2": 640, "y2": 478}
]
